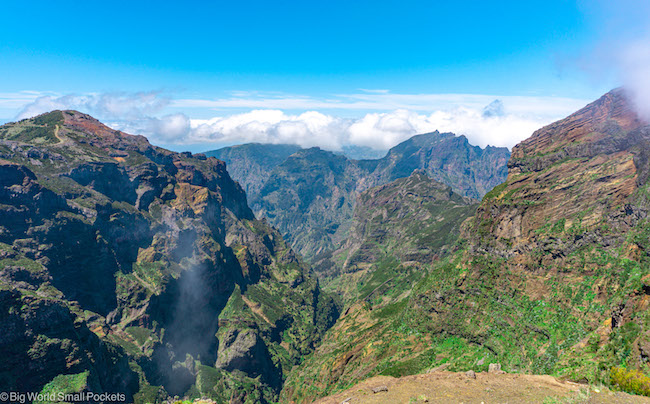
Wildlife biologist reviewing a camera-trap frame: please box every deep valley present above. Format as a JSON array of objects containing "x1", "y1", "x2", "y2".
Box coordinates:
[{"x1": 4, "y1": 88, "x2": 650, "y2": 403}]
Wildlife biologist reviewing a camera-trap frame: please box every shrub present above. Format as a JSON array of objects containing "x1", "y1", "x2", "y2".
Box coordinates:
[{"x1": 610, "y1": 367, "x2": 650, "y2": 396}]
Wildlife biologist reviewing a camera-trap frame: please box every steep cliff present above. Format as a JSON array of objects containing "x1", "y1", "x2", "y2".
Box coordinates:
[
  {"x1": 313, "y1": 171, "x2": 477, "y2": 300},
  {"x1": 0, "y1": 111, "x2": 338, "y2": 403}
]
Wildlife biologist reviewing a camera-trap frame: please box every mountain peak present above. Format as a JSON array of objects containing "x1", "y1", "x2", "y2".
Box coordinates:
[{"x1": 511, "y1": 88, "x2": 645, "y2": 162}]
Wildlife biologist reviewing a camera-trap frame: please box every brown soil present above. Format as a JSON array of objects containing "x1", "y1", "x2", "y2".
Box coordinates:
[{"x1": 312, "y1": 371, "x2": 650, "y2": 404}]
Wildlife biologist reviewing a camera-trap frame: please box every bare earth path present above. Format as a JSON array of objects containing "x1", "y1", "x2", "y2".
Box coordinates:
[{"x1": 312, "y1": 371, "x2": 650, "y2": 404}]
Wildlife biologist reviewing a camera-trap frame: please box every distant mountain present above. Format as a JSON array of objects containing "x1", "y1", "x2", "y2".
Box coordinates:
[
  {"x1": 253, "y1": 147, "x2": 367, "y2": 259},
  {"x1": 246, "y1": 131, "x2": 509, "y2": 260},
  {"x1": 0, "y1": 111, "x2": 338, "y2": 403},
  {"x1": 205, "y1": 143, "x2": 301, "y2": 199},
  {"x1": 204, "y1": 143, "x2": 389, "y2": 201},
  {"x1": 369, "y1": 132, "x2": 509, "y2": 199}
]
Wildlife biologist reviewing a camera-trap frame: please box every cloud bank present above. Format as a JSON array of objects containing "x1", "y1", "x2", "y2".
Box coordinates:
[
  {"x1": 160, "y1": 104, "x2": 567, "y2": 151},
  {"x1": 14, "y1": 91, "x2": 590, "y2": 151}
]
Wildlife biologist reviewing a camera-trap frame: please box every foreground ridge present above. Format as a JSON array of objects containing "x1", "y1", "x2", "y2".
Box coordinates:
[{"x1": 0, "y1": 110, "x2": 339, "y2": 403}]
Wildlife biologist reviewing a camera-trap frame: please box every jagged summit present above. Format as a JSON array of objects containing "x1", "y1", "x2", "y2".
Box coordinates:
[
  {"x1": 214, "y1": 129, "x2": 509, "y2": 260},
  {"x1": 471, "y1": 88, "x2": 650, "y2": 253}
]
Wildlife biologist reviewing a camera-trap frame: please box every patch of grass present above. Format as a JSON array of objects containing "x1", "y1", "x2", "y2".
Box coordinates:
[
  {"x1": 36, "y1": 372, "x2": 89, "y2": 403},
  {"x1": 132, "y1": 261, "x2": 165, "y2": 291},
  {"x1": 542, "y1": 388, "x2": 591, "y2": 404},
  {"x1": 126, "y1": 326, "x2": 153, "y2": 346},
  {"x1": 33, "y1": 111, "x2": 64, "y2": 127},
  {"x1": 482, "y1": 182, "x2": 508, "y2": 201}
]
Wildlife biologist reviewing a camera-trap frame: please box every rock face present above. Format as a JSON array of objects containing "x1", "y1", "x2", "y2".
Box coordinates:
[
  {"x1": 368, "y1": 132, "x2": 509, "y2": 199},
  {"x1": 215, "y1": 328, "x2": 279, "y2": 387},
  {"x1": 467, "y1": 88, "x2": 649, "y2": 266},
  {"x1": 334, "y1": 171, "x2": 476, "y2": 270},
  {"x1": 282, "y1": 89, "x2": 650, "y2": 403},
  {"x1": 0, "y1": 111, "x2": 338, "y2": 403},
  {"x1": 240, "y1": 132, "x2": 509, "y2": 260},
  {"x1": 253, "y1": 148, "x2": 366, "y2": 260}
]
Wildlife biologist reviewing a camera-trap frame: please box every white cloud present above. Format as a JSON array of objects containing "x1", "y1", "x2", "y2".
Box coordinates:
[
  {"x1": 344, "y1": 107, "x2": 547, "y2": 150},
  {"x1": 190, "y1": 110, "x2": 348, "y2": 150},
  {"x1": 172, "y1": 92, "x2": 588, "y2": 117},
  {"x1": 106, "y1": 114, "x2": 191, "y2": 144},
  {"x1": 0, "y1": 91, "x2": 49, "y2": 109},
  {"x1": 14, "y1": 91, "x2": 191, "y2": 144},
  {"x1": 9, "y1": 90, "x2": 591, "y2": 150},
  {"x1": 180, "y1": 104, "x2": 556, "y2": 150}
]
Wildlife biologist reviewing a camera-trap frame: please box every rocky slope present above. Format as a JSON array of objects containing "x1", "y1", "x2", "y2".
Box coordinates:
[
  {"x1": 252, "y1": 148, "x2": 367, "y2": 260},
  {"x1": 312, "y1": 171, "x2": 477, "y2": 301},
  {"x1": 0, "y1": 111, "x2": 338, "y2": 403},
  {"x1": 250, "y1": 132, "x2": 509, "y2": 260},
  {"x1": 368, "y1": 131, "x2": 509, "y2": 199},
  {"x1": 282, "y1": 89, "x2": 650, "y2": 402},
  {"x1": 204, "y1": 145, "x2": 387, "y2": 201}
]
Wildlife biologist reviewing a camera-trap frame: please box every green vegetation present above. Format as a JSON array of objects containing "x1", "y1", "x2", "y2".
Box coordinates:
[
  {"x1": 32, "y1": 111, "x2": 64, "y2": 127},
  {"x1": 9, "y1": 93, "x2": 650, "y2": 404},
  {"x1": 35, "y1": 372, "x2": 89, "y2": 403},
  {"x1": 251, "y1": 133, "x2": 508, "y2": 260}
]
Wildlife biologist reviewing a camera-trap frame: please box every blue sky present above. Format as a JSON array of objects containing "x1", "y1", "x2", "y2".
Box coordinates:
[{"x1": 1, "y1": 0, "x2": 648, "y2": 151}]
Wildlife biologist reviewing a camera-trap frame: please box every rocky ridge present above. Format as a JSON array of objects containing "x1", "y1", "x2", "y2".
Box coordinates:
[
  {"x1": 312, "y1": 171, "x2": 477, "y2": 301},
  {"x1": 204, "y1": 143, "x2": 301, "y2": 199}
]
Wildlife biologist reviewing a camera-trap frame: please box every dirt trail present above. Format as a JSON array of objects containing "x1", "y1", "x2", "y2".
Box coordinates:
[
  {"x1": 241, "y1": 295, "x2": 273, "y2": 325},
  {"x1": 54, "y1": 125, "x2": 64, "y2": 143},
  {"x1": 312, "y1": 371, "x2": 650, "y2": 404}
]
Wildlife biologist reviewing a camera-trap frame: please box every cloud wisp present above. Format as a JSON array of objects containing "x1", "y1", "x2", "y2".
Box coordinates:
[
  {"x1": 618, "y1": 38, "x2": 650, "y2": 121},
  {"x1": 16, "y1": 92, "x2": 171, "y2": 121}
]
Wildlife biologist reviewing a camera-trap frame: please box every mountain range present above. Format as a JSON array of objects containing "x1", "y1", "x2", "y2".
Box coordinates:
[{"x1": 207, "y1": 131, "x2": 510, "y2": 260}]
